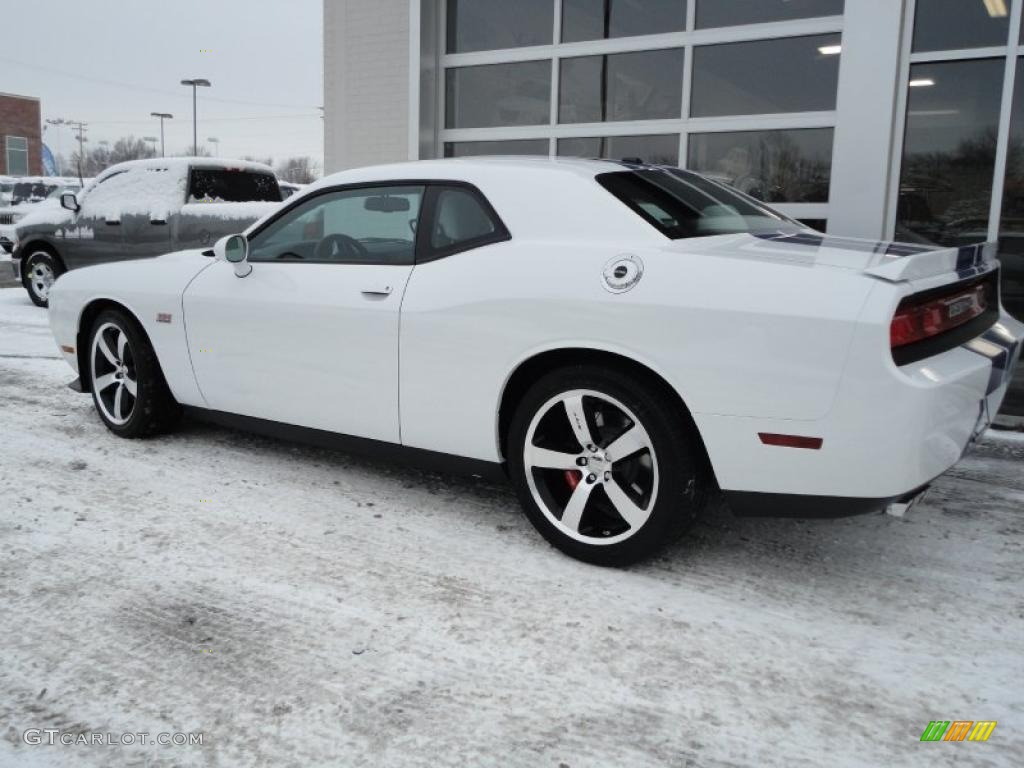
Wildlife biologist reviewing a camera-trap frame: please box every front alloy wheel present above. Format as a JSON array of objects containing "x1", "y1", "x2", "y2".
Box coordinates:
[
  {"x1": 90, "y1": 321, "x2": 138, "y2": 426},
  {"x1": 509, "y1": 366, "x2": 707, "y2": 566},
  {"x1": 87, "y1": 309, "x2": 181, "y2": 438}
]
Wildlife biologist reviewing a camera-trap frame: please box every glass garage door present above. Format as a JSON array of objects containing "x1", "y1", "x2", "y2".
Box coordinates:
[{"x1": 440, "y1": 0, "x2": 845, "y2": 230}]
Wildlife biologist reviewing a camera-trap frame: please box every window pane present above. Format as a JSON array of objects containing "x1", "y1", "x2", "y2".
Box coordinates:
[
  {"x1": 687, "y1": 128, "x2": 833, "y2": 203},
  {"x1": 445, "y1": 139, "x2": 549, "y2": 157},
  {"x1": 597, "y1": 168, "x2": 798, "y2": 240},
  {"x1": 561, "y1": 0, "x2": 686, "y2": 43},
  {"x1": 446, "y1": 0, "x2": 553, "y2": 53},
  {"x1": 691, "y1": 35, "x2": 840, "y2": 116},
  {"x1": 997, "y1": 57, "x2": 1024, "y2": 324},
  {"x1": 557, "y1": 134, "x2": 679, "y2": 164},
  {"x1": 188, "y1": 169, "x2": 280, "y2": 203},
  {"x1": 5, "y1": 136, "x2": 29, "y2": 176},
  {"x1": 559, "y1": 49, "x2": 684, "y2": 123},
  {"x1": 696, "y1": 0, "x2": 843, "y2": 29},
  {"x1": 912, "y1": 0, "x2": 1010, "y2": 53},
  {"x1": 249, "y1": 186, "x2": 424, "y2": 265},
  {"x1": 432, "y1": 187, "x2": 497, "y2": 248},
  {"x1": 446, "y1": 61, "x2": 551, "y2": 128},
  {"x1": 896, "y1": 59, "x2": 1004, "y2": 247}
]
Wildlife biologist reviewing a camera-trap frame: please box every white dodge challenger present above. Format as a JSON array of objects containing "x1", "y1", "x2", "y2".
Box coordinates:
[{"x1": 47, "y1": 157, "x2": 1023, "y2": 565}]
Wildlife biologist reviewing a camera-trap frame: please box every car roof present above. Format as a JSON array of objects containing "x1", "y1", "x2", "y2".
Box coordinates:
[{"x1": 312, "y1": 155, "x2": 637, "y2": 191}]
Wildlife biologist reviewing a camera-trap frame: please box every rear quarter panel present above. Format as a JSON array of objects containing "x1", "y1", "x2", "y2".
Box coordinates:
[{"x1": 399, "y1": 235, "x2": 875, "y2": 462}]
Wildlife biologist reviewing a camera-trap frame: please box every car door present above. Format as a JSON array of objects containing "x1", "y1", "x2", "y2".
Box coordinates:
[
  {"x1": 182, "y1": 183, "x2": 425, "y2": 443},
  {"x1": 61, "y1": 169, "x2": 129, "y2": 269}
]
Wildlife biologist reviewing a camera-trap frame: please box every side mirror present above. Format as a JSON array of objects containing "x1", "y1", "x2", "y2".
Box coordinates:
[
  {"x1": 60, "y1": 193, "x2": 79, "y2": 212},
  {"x1": 214, "y1": 234, "x2": 251, "y2": 278}
]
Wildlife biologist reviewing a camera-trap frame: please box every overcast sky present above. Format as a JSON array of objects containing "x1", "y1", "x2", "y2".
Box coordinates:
[{"x1": 2, "y1": 0, "x2": 322, "y2": 168}]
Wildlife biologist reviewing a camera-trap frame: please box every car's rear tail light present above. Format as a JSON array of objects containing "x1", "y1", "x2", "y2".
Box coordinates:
[{"x1": 890, "y1": 281, "x2": 991, "y2": 350}]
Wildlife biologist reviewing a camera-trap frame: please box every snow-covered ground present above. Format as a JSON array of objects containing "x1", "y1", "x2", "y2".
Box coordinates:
[{"x1": 0, "y1": 286, "x2": 1021, "y2": 768}]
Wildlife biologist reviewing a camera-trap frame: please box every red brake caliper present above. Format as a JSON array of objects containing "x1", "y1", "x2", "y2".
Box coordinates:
[{"x1": 564, "y1": 470, "x2": 581, "y2": 490}]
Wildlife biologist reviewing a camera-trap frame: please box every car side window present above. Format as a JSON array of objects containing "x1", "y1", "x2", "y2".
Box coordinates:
[
  {"x1": 78, "y1": 170, "x2": 133, "y2": 217},
  {"x1": 424, "y1": 185, "x2": 509, "y2": 260},
  {"x1": 248, "y1": 185, "x2": 424, "y2": 265}
]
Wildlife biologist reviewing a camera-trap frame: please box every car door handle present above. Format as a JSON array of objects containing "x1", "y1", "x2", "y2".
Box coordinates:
[
  {"x1": 361, "y1": 284, "x2": 393, "y2": 297},
  {"x1": 105, "y1": 219, "x2": 121, "y2": 226},
  {"x1": 150, "y1": 219, "x2": 167, "y2": 226}
]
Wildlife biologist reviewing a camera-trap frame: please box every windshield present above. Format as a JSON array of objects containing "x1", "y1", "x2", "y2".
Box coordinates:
[
  {"x1": 597, "y1": 168, "x2": 801, "y2": 240},
  {"x1": 188, "y1": 169, "x2": 281, "y2": 203}
]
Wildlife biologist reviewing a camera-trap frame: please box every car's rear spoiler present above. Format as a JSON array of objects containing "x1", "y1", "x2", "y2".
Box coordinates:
[{"x1": 864, "y1": 241, "x2": 999, "y2": 283}]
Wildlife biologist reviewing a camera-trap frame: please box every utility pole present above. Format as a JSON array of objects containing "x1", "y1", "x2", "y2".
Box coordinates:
[
  {"x1": 150, "y1": 112, "x2": 173, "y2": 157},
  {"x1": 64, "y1": 120, "x2": 89, "y2": 183},
  {"x1": 180, "y1": 79, "x2": 211, "y2": 155}
]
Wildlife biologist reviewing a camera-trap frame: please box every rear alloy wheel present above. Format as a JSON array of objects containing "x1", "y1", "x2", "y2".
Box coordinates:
[
  {"x1": 509, "y1": 366, "x2": 707, "y2": 566},
  {"x1": 23, "y1": 250, "x2": 63, "y2": 308},
  {"x1": 88, "y1": 310, "x2": 180, "y2": 438}
]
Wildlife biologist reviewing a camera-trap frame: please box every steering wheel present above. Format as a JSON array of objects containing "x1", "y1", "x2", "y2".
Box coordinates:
[{"x1": 314, "y1": 233, "x2": 369, "y2": 261}]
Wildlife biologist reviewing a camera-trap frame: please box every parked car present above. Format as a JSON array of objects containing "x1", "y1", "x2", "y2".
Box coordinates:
[
  {"x1": 0, "y1": 178, "x2": 82, "y2": 225},
  {"x1": 47, "y1": 157, "x2": 1023, "y2": 565},
  {"x1": 11, "y1": 158, "x2": 281, "y2": 306}
]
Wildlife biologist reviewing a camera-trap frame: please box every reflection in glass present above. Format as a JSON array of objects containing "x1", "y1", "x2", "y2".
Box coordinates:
[
  {"x1": 446, "y1": 61, "x2": 552, "y2": 129},
  {"x1": 691, "y1": 35, "x2": 840, "y2": 117},
  {"x1": 557, "y1": 134, "x2": 679, "y2": 164},
  {"x1": 896, "y1": 59, "x2": 1004, "y2": 248},
  {"x1": 559, "y1": 49, "x2": 684, "y2": 123},
  {"x1": 561, "y1": 0, "x2": 686, "y2": 43},
  {"x1": 696, "y1": 0, "x2": 843, "y2": 29},
  {"x1": 687, "y1": 128, "x2": 833, "y2": 203},
  {"x1": 798, "y1": 219, "x2": 827, "y2": 232},
  {"x1": 446, "y1": 0, "x2": 553, "y2": 53},
  {"x1": 998, "y1": 57, "x2": 1024, "y2": 326},
  {"x1": 444, "y1": 139, "x2": 550, "y2": 157},
  {"x1": 912, "y1": 0, "x2": 1010, "y2": 54}
]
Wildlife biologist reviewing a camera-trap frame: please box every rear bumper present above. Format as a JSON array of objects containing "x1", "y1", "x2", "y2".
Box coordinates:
[
  {"x1": 724, "y1": 484, "x2": 930, "y2": 518},
  {"x1": 701, "y1": 310, "x2": 1023, "y2": 512}
]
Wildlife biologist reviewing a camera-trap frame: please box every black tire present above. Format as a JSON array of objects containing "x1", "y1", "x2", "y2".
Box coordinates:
[
  {"x1": 507, "y1": 365, "x2": 708, "y2": 566},
  {"x1": 87, "y1": 309, "x2": 181, "y2": 438},
  {"x1": 22, "y1": 247, "x2": 63, "y2": 308}
]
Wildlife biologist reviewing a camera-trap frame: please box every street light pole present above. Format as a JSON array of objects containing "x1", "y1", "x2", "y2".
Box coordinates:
[
  {"x1": 150, "y1": 112, "x2": 173, "y2": 157},
  {"x1": 180, "y1": 79, "x2": 211, "y2": 155}
]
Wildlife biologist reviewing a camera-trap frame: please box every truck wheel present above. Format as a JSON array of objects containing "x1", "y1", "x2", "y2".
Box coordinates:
[{"x1": 22, "y1": 248, "x2": 63, "y2": 308}]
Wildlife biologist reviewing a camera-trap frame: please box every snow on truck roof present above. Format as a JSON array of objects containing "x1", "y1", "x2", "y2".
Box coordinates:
[{"x1": 95, "y1": 157, "x2": 275, "y2": 182}]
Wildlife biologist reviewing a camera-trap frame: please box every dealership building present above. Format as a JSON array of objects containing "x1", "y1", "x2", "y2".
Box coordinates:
[{"x1": 325, "y1": 0, "x2": 1024, "y2": 410}]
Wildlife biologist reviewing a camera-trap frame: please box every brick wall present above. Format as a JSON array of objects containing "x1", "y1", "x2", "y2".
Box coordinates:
[
  {"x1": 0, "y1": 93, "x2": 42, "y2": 177},
  {"x1": 324, "y1": 0, "x2": 411, "y2": 172}
]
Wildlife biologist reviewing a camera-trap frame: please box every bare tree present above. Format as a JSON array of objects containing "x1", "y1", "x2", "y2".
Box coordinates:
[
  {"x1": 70, "y1": 135, "x2": 158, "y2": 177},
  {"x1": 242, "y1": 155, "x2": 274, "y2": 168},
  {"x1": 276, "y1": 156, "x2": 320, "y2": 184}
]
